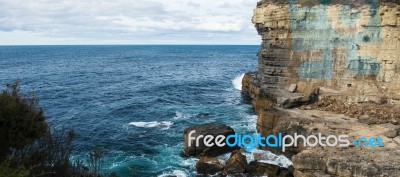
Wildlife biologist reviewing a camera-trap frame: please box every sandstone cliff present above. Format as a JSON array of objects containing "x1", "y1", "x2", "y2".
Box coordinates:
[
  {"x1": 244, "y1": 1, "x2": 400, "y2": 177},
  {"x1": 252, "y1": 1, "x2": 400, "y2": 103}
]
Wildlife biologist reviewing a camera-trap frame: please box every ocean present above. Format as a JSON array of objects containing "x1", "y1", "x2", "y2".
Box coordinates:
[{"x1": 0, "y1": 45, "x2": 260, "y2": 176}]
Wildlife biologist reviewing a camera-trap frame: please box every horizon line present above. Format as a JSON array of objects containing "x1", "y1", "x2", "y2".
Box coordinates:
[{"x1": 0, "y1": 44, "x2": 260, "y2": 47}]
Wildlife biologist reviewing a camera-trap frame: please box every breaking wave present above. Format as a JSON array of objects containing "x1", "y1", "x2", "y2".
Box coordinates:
[
  {"x1": 128, "y1": 121, "x2": 173, "y2": 130},
  {"x1": 232, "y1": 73, "x2": 245, "y2": 90},
  {"x1": 158, "y1": 170, "x2": 187, "y2": 177}
]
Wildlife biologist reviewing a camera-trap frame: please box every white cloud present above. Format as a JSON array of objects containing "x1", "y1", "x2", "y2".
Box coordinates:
[{"x1": 0, "y1": 0, "x2": 260, "y2": 45}]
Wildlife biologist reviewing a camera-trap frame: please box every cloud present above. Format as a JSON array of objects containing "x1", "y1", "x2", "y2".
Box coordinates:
[{"x1": 0, "y1": 0, "x2": 260, "y2": 44}]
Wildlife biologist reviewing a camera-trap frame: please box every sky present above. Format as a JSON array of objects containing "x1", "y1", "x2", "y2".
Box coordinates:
[{"x1": 0, "y1": 0, "x2": 261, "y2": 45}]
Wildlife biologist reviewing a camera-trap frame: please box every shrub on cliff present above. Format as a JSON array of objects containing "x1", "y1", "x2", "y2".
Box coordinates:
[
  {"x1": 0, "y1": 81, "x2": 118, "y2": 177},
  {"x1": 0, "y1": 81, "x2": 47, "y2": 160}
]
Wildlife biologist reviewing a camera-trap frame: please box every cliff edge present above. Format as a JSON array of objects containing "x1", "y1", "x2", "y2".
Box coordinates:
[{"x1": 244, "y1": 1, "x2": 400, "y2": 176}]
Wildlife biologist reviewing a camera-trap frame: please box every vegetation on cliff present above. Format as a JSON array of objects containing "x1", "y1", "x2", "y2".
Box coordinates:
[{"x1": 0, "y1": 82, "x2": 117, "y2": 177}]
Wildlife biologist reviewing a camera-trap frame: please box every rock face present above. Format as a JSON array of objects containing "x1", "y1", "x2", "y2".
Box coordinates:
[
  {"x1": 252, "y1": 1, "x2": 400, "y2": 103},
  {"x1": 243, "y1": 1, "x2": 400, "y2": 176},
  {"x1": 196, "y1": 156, "x2": 224, "y2": 174},
  {"x1": 247, "y1": 161, "x2": 293, "y2": 177},
  {"x1": 224, "y1": 150, "x2": 248, "y2": 174},
  {"x1": 183, "y1": 122, "x2": 236, "y2": 157}
]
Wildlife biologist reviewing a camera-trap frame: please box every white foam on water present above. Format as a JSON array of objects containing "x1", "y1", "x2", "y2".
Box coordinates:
[
  {"x1": 232, "y1": 73, "x2": 245, "y2": 91},
  {"x1": 158, "y1": 170, "x2": 188, "y2": 177},
  {"x1": 250, "y1": 149, "x2": 293, "y2": 168},
  {"x1": 181, "y1": 157, "x2": 197, "y2": 167},
  {"x1": 128, "y1": 121, "x2": 173, "y2": 130},
  {"x1": 173, "y1": 111, "x2": 189, "y2": 120},
  {"x1": 245, "y1": 114, "x2": 258, "y2": 132},
  {"x1": 219, "y1": 149, "x2": 292, "y2": 169}
]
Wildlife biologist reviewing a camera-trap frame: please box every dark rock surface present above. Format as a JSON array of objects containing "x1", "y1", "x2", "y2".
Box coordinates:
[
  {"x1": 247, "y1": 161, "x2": 293, "y2": 177},
  {"x1": 183, "y1": 122, "x2": 236, "y2": 157},
  {"x1": 189, "y1": 145, "x2": 295, "y2": 176},
  {"x1": 224, "y1": 150, "x2": 248, "y2": 175},
  {"x1": 196, "y1": 156, "x2": 224, "y2": 174}
]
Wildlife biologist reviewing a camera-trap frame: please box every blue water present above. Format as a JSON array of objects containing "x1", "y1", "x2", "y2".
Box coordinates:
[{"x1": 0, "y1": 45, "x2": 259, "y2": 176}]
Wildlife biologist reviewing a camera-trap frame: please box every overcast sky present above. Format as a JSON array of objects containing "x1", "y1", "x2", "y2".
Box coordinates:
[{"x1": 0, "y1": 0, "x2": 261, "y2": 45}]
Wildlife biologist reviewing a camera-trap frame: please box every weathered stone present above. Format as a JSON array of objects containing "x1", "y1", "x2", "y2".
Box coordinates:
[
  {"x1": 183, "y1": 122, "x2": 236, "y2": 157},
  {"x1": 246, "y1": 1, "x2": 400, "y2": 176},
  {"x1": 318, "y1": 87, "x2": 341, "y2": 96},
  {"x1": 394, "y1": 136, "x2": 400, "y2": 145},
  {"x1": 196, "y1": 157, "x2": 224, "y2": 174},
  {"x1": 252, "y1": 2, "x2": 400, "y2": 103},
  {"x1": 242, "y1": 72, "x2": 255, "y2": 94},
  {"x1": 247, "y1": 161, "x2": 292, "y2": 177},
  {"x1": 385, "y1": 129, "x2": 398, "y2": 138},
  {"x1": 292, "y1": 150, "x2": 326, "y2": 171},
  {"x1": 382, "y1": 123, "x2": 399, "y2": 138},
  {"x1": 306, "y1": 96, "x2": 400, "y2": 125},
  {"x1": 250, "y1": 103, "x2": 400, "y2": 176},
  {"x1": 358, "y1": 114, "x2": 378, "y2": 125},
  {"x1": 224, "y1": 150, "x2": 247, "y2": 175},
  {"x1": 287, "y1": 84, "x2": 297, "y2": 93}
]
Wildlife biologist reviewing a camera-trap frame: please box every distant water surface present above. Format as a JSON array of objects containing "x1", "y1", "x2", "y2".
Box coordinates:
[{"x1": 0, "y1": 45, "x2": 259, "y2": 176}]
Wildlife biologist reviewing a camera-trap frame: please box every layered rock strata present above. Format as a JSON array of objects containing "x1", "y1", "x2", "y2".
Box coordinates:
[
  {"x1": 252, "y1": 1, "x2": 400, "y2": 103},
  {"x1": 244, "y1": 1, "x2": 400, "y2": 176}
]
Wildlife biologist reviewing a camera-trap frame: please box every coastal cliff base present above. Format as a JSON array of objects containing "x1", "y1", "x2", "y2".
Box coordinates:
[{"x1": 243, "y1": 73, "x2": 400, "y2": 177}]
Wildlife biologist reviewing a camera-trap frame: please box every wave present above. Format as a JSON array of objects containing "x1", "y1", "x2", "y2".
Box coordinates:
[
  {"x1": 128, "y1": 121, "x2": 173, "y2": 130},
  {"x1": 157, "y1": 170, "x2": 187, "y2": 177},
  {"x1": 173, "y1": 111, "x2": 189, "y2": 120},
  {"x1": 232, "y1": 73, "x2": 245, "y2": 91},
  {"x1": 250, "y1": 149, "x2": 293, "y2": 168},
  {"x1": 218, "y1": 149, "x2": 292, "y2": 169}
]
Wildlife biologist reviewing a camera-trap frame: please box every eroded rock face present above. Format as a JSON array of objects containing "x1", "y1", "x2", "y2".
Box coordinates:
[
  {"x1": 254, "y1": 107, "x2": 400, "y2": 176},
  {"x1": 244, "y1": 1, "x2": 400, "y2": 176},
  {"x1": 301, "y1": 96, "x2": 400, "y2": 125},
  {"x1": 251, "y1": 1, "x2": 400, "y2": 103},
  {"x1": 250, "y1": 106, "x2": 400, "y2": 176},
  {"x1": 183, "y1": 122, "x2": 236, "y2": 157},
  {"x1": 293, "y1": 148, "x2": 400, "y2": 177}
]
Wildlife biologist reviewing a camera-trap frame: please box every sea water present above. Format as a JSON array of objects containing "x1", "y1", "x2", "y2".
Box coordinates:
[{"x1": 0, "y1": 45, "x2": 282, "y2": 176}]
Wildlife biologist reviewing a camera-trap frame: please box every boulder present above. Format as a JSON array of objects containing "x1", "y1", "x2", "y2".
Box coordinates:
[
  {"x1": 382, "y1": 123, "x2": 399, "y2": 138},
  {"x1": 247, "y1": 161, "x2": 293, "y2": 177},
  {"x1": 224, "y1": 150, "x2": 247, "y2": 174},
  {"x1": 287, "y1": 84, "x2": 297, "y2": 93},
  {"x1": 394, "y1": 136, "x2": 400, "y2": 146},
  {"x1": 196, "y1": 157, "x2": 224, "y2": 174},
  {"x1": 183, "y1": 122, "x2": 236, "y2": 157}
]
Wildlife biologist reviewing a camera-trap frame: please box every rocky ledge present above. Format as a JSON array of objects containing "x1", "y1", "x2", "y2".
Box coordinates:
[{"x1": 243, "y1": 73, "x2": 400, "y2": 177}]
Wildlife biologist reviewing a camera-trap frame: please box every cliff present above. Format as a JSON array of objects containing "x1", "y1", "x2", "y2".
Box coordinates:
[
  {"x1": 244, "y1": 1, "x2": 400, "y2": 176},
  {"x1": 251, "y1": 1, "x2": 400, "y2": 103}
]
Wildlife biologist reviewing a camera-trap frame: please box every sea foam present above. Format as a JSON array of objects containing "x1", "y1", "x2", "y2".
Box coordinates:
[
  {"x1": 158, "y1": 170, "x2": 187, "y2": 177},
  {"x1": 129, "y1": 121, "x2": 173, "y2": 130},
  {"x1": 232, "y1": 73, "x2": 245, "y2": 90}
]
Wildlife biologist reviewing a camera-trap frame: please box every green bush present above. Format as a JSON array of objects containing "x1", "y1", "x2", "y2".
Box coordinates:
[
  {"x1": 0, "y1": 160, "x2": 29, "y2": 177},
  {"x1": 0, "y1": 81, "x2": 47, "y2": 159},
  {"x1": 0, "y1": 82, "x2": 118, "y2": 177}
]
